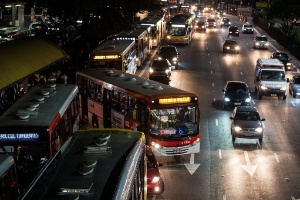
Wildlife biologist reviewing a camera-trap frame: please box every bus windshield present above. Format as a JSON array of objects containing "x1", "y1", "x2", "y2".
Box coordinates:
[{"x1": 149, "y1": 106, "x2": 198, "y2": 138}]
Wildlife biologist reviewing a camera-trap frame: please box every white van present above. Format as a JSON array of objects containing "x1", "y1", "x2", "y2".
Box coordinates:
[{"x1": 254, "y1": 58, "x2": 289, "y2": 100}]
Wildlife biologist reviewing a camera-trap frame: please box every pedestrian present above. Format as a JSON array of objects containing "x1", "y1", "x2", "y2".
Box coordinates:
[{"x1": 61, "y1": 73, "x2": 68, "y2": 84}]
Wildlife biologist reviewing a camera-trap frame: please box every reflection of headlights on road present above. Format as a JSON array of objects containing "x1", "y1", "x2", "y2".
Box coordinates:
[
  {"x1": 280, "y1": 87, "x2": 286, "y2": 91},
  {"x1": 165, "y1": 69, "x2": 170, "y2": 74},
  {"x1": 224, "y1": 97, "x2": 230, "y2": 102},
  {"x1": 245, "y1": 98, "x2": 251, "y2": 102},
  {"x1": 234, "y1": 126, "x2": 242, "y2": 132},
  {"x1": 149, "y1": 68, "x2": 153, "y2": 73},
  {"x1": 235, "y1": 46, "x2": 240, "y2": 50},
  {"x1": 172, "y1": 57, "x2": 177, "y2": 61},
  {"x1": 255, "y1": 127, "x2": 263, "y2": 133},
  {"x1": 260, "y1": 86, "x2": 268, "y2": 90}
]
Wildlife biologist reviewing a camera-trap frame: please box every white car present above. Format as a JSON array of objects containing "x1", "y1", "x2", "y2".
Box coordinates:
[
  {"x1": 242, "y1": 23, "x2": 254, "y2": 34},
  {"x1": 253, "y1": 34, "x2": 269, "y2": 49}
]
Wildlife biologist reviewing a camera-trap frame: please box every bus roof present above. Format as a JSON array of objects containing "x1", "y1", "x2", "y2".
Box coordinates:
[
  {"x1": 138, "y1": 16, "x2": 163, "y2": 26},
  {"x1": 257, "y1": 58, "x2": 284, "y2": 67},
  {"x1": 21, "y1": 128, "x2": 145, "y2": 200},
  {"x1": 0, "y1": 154, "x2": 14, "y2": 176},
  {"x1": 0, "y1": 84, "x2": 78, "y2": 128},
  {"x1": 77, "y1": 68, "x2": 197, "y2": 99},
  {"x1": 115, "y1": 28, "x2": 148, "y2": 39},
  {"x1": 91, "y1": 40, "x2": 135, "y2": 55}
]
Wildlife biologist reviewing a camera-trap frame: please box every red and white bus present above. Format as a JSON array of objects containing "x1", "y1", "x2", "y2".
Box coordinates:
[
  {"x1": 76, "y1": 69, "x2": 200, "y2": 158},
  {"x1": 0, "y1": 83, "x2": 80, "y2": 190}
]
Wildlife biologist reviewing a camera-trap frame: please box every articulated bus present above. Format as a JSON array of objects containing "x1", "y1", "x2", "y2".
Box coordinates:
[
  {"x1": 166, "y1": 13, "x2": 195, "y2": 45},
  {"x1": 89, "y1": 40, "x2": 137, "y2": 74},
  {"x1": 137, "y1": 15, "x2": 166, "y2": 48},
  {"x1": 76, "y1": 69, "x2": 200, "y2": 158},
  {"x1": 20, "y1": 128, "x2": 147, "y2": 200},
  {"x1": 114, "y1": 28, "x2": 150, "y2": 67},
  {"x1": 0, "y1": 84, "x2": 80, "y2": 190},
  {"x1": 0, "y1": 155, "x2": 20, "y2": 200}
]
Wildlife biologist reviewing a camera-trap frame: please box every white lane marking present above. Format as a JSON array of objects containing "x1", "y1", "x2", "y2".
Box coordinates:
[
  {"x1": 241, "y1": 72, "x2": 243, "y2": 76},
  {"x1": 252, "y1": 100, "x2": 255, "y2": 105},
  {"x1": 274, "y1": 153, "x2": 280, "y2": 163},
  {"x1": 211, "y1": 70, "x2": 213, "y2": 74},
  {"x1": 216, "y1": 119, "x2": 218, "y2": 126},
  {"x1": 209, "y1": 61, "x2": 211, "y2": 64},
  {"x1": 213, "y1": 98, "x2": 216, "y2": 102},
  {"x1": 291, "y1": 102, "x2": 295, "y2": 106},
  {"x1": 219, "y1": 149, "x2": 222, "y2": 159},
  {"x1": 212, "y1": 82, "x2": 214, "y2": 87}
]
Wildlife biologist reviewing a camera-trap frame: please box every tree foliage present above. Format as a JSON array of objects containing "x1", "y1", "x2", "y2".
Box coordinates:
[{"x1": 266, "y1": 0, "x2": 300, "y2": 24}]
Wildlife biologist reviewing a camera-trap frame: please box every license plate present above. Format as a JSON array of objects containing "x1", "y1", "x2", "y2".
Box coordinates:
[
  {"x1": 173, "y1": 149, "x2": 182, "y2": 153},
  {"x1": 271, "y1": 94, "x2": 277, "y2": 96},
  {"x1": 234, "y1": 103, "x2": 241, "y2": 105}
]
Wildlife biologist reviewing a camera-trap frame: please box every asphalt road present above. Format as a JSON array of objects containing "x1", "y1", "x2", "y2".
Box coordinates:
[{"x1": 137, "y1": 12, "x2": 300, "y2": 200}]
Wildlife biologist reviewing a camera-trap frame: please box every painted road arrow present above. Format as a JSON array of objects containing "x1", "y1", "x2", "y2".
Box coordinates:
[
  {"x1": 241, "y1": 151, "x2": 257, "y2": 177},
  {"x1": 184, "y1": 153, "x2": 200, "y2": 175}
]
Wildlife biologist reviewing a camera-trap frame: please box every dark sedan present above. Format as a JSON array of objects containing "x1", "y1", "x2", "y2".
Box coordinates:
[
  {"x1": 222, "y1": 81, "x2": 251, "y2": 109},
  {"x1": 270, "y1": 51, "x2": 292, "y2": 71},
  {"x1": 228, "y1": 26, "x2": 239, "y2": 37},
  {"x1": 157, "y1": 45, "x2": 179, "y2": 69},
  {"x1": 223, "y1": 39, "x2": 240, "y2": 54},
  {"x1": 289, "y1": 75, "x2": 300, "y2": 98}
]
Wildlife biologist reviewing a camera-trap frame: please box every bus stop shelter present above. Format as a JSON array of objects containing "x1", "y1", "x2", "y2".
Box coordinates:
[{"x1": 0, "y1": 37, "x2": 69, "y2": 91}]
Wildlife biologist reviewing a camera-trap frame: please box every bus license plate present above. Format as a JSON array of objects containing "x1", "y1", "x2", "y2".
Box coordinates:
[
  {"x1": 271, "y1": 94, "x2": 277, "y2": 96},
  {"x1": 173, "y1": 148, "x2": 182, "y2": 153}
]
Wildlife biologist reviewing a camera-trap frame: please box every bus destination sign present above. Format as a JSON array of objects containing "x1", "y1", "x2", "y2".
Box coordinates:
[
  {"x1": 93, "y1": 55, "x2": 119, "y2": 60},
  {"x1": 159, "y1": 97, "x2": 191, "y2": 104},
  {"x1": 0, "y1": 133, "x2": 39, "y2": 142}
]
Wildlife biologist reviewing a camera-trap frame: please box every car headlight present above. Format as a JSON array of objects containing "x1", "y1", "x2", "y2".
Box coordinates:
[
  {"x1": 158, "y1": 57, "x2": 162, "y2": 60},
  {"x1": 172, "y1": 57, "x2": 177, "y2": 61},
  {"x1": 235, "y1": 46, "x2": 240, "y2": 50},
  {"x1": 167, "y1": 35, "x2": 171, "y2": 39},
  {"x1": 224, "y1": 97, "x2": 230, "y2": 102},
  {"x1": 234, "y1": 126, "x2": 242, "y2": 132},
  {"x1": 287, "y1": 63, "x2": 291, "y2": 66},
  {"x1": 151, "y1": 141, "x2": 161, "y2": 149},
  {"x1": 245, "y1": 98, "x2": 251, "y2": 102},
  {"x1": 229, "y1": 22, "x2": 231, "y2": 24},
  {"x1": 226, "y1": 46, "x2": 230, "y2": 49},
  {"x1": 255, "y1": 127, "x2": 263, "y2": 133},
  {"x1": 151, "y1": 176, "x2": 161, "y2": 184},
  {"x1": 280, "y1": 87, "x2": 286, "y2": 91},
  {"x1": 150, "y1": 68, "x2": 153, "y2": 73},
  {"x1": 165, "y1": 69, "x2": 170, "y2": 74},
  {"x1": 260, "y1": 86, "x2": 268, "y2": 90},
  {"x1": 255, "y1": 42, "x2": 260, "y2": 46}
]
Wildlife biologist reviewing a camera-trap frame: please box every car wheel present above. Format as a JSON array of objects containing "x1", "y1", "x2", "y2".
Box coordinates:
[
  {"x1": 283, "y1": 95, "x2": 287, "y2": 100},
  {"x1": 232, "y1": 135, "x2": 236, "y2": 143}
]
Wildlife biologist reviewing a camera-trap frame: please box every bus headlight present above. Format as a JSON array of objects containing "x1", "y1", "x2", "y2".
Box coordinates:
[
  {"x1": 151, "y1": 142, "x2": 161, "y2": 149},
  {"x1": 260, "y1": 86, "x2": 268, "y2": 90},
  {"x1": 192, "y1": 138, "x2": 200, "y2": 145}
]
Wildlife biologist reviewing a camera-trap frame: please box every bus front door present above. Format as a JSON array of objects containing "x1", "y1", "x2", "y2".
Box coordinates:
[{"x1": 103, "y1": 89, "x2": 112, "y2": 128}]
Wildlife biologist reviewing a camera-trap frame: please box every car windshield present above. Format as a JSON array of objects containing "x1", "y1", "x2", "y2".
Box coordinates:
[
  {"x1": 235, "y1": 111, "x2": 259, "y2": 121},
  {"x1": 152, "y1": 61, "x2": 169, "y2": 69},
  {"x1": 207, "y1": 19, "x2": 215, "y2": 22},
  {"x1": 274, "y1": 53, "x2": 288, "y2": 59},
  {"x1": 160, "y1": 47, "x2": 177, "y2": 55},
  {"x1": 256, "y1": 36, "x2": 268, "y2": 41},
  {"x1": 261, "y1": 71, "x2": 285, "y2": 81},
  {"x1": 149, "y1": 107, "x2": 198, "y2": 139},
  {"x1": 226, "y1": 85, "x2": 248, "y2": 94},
  {"x1": 244, "y1": 25, "x2": 252, "y2": 28},
  {"x1": 225, "y1": 40, "x2": 237, "y2": 45},
  {"x1": 223, "y1": 18, "x2": 230, "y2": 22},
  {"x1": 294, "y1": 78, "x2": 300, "y2": 84}
]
